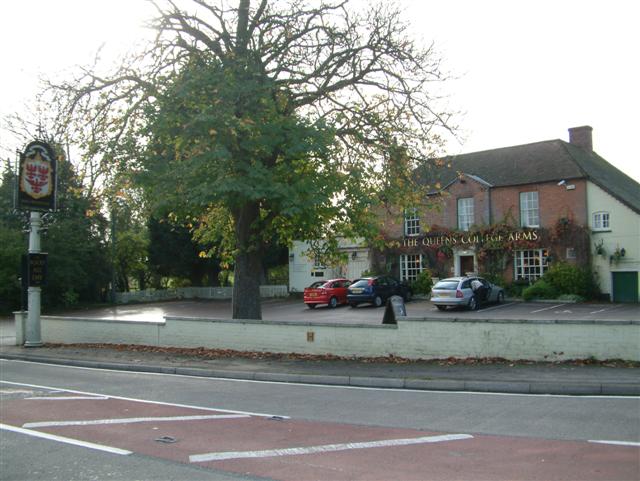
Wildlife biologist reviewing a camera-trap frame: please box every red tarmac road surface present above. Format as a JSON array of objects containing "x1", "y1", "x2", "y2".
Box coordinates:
[{"x1": 2, "y1": 383, "x2": 638, "y2": 481}]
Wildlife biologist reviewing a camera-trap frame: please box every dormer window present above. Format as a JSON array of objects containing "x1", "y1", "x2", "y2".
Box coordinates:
[
  {"x1": 404, "y1": 208, "x2": 420, "y2": 236},
  {"x1": 592, "y1": 211, "x2": 610, "y2": 231}
]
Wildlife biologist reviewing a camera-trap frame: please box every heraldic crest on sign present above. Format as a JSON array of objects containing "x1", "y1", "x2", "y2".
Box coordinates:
[{"x1": 18, "y1": 140, "x2": 57, "y2": 211}]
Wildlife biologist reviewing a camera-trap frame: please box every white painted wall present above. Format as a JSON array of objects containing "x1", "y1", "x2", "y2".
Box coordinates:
[
  {"x1": 16, "y1": 312, "x2": 639, "y2": 362},
  {"x1": 289, "y1": 240, "x2": 371, "y2": 292},
  {"x1": 115, "y1": 286, "x2": 288, "y2": 304},
  {"x1": 587, "y1": 181, "x2": 640, "y2": 298}
]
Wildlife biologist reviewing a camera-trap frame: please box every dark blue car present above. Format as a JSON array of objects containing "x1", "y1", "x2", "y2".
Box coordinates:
[{"x1": 347, "y1": 275, "x2": 412, "y2": 308}]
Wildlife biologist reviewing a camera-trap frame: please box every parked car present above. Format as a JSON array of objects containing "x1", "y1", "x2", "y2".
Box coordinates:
[
  {"x1": 347, "y1": 275, "x2": 412, "y2": 308},
  {"x1": 430, "y1": 276, "x2": 505, "y2": 311},
  {"x1": 304, "y1": 278, "x2": 352, "y2": 308}
]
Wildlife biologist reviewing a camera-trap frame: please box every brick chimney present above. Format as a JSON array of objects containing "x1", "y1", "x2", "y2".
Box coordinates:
[{"x1": 568, "y1": 125, "x2": 593, "y2": 152}]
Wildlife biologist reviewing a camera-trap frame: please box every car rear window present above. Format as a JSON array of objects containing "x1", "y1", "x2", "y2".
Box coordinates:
[
  {"x1": 350, "y1": 279, "x2": 370, "y2": 288},
  {"x1": 309, "y1": 281, "x2": 325, "y2": 288},
  {"x1": 433, "y1": 281, "x2": 459, "y2": 290}
]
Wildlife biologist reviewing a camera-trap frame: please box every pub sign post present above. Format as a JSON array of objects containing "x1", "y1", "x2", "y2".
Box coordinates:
[{"x1": 17, "y1": 140, "x2": 58, "y2": 347}]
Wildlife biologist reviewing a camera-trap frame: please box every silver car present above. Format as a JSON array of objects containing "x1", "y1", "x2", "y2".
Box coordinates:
[{"x1": 431, "y1": 276, "x2": 505, "y2": 311}]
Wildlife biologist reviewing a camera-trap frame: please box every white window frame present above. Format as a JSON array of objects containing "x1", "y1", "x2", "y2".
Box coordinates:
[
  {"x1": 520, "y1": 191, "x2": 540, "y2": 228},
  {"x1": 592, "y1": 211, "x2": 610, "y2": 231},
  {"x1": 514, "y1": 249, "x2": 548, "y2": 281},
  {"x1": 457, "y1": 197, "x2": 474, "y2": 231},
  {"x1": 400, "y1": 254, "x2": 423, "y2": 282},
  {"x1": 404, "y1": 208, "x2": 420, "y2": 236}
]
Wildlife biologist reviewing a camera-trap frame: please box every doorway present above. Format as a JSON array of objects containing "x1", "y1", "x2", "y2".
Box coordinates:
[
  {"x1": 459, "y1": 255, "x2": 475, "y2": 276},
  {"x1": 612, "y1": 272, "x2": 639, "y2": 303}
]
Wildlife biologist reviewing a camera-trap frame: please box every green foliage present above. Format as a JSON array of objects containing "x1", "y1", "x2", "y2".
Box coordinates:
[
  {"x1": 0, "y1": 157, "x2": 111, "y2": 312},
  {"x1": 479, "y1": 272, "x2": 506, "y2": 288},
  {"x1": 411, "y1": 270, "x2": 433, "y2": 295},
  {"x1": 267, "y1": 264, "x2": 288, "y2": 286},
  {"x1": 543, "y1": 262, "x2": 599, "y2": 299},
  {"x1": 54, "y1": 2, "x2": 457, "y2": 318},
  {"x1": 505, "y1": 280, "x2": 529, "y2": 298},
  {"x1": 115, "y1": 228, "x2": 149, "y2": 291},
  {"x1": 61, "y1": 289, "x2": 80, "y2": 307},
  {"x1": 0, "y1": 226, "x2": 24, "y2": 313},
  {"x1": 360, "y1": 268, "x2": 388, "y2": 278},
  {"x1": 522, "y1": 279, "x2": 558, "y2": 301},
  {"x1": 147, "y1": 216, "x2": 220, "y2": 287}
]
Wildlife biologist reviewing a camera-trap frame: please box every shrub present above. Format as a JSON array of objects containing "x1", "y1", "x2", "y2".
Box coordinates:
[
  {"x1": 411, "y1": 270, "x2": 433, "y2": 295},
  {"x1": 480, "y1": 272, "x2": 506, "y2": 288},
  {"x1": 506, "y1": 279, "x2": 530, "y2": 298},
  {"x1": 543, "y1": 262, "x2": 599, "y2": 299},
  {"x1": 522, "y1": 279, "x2": 558, "y2": 301}
]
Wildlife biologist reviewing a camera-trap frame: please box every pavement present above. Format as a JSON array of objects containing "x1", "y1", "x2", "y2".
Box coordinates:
[{"x1": 1, "y1": 342, "x2": 638, "y2": 396}]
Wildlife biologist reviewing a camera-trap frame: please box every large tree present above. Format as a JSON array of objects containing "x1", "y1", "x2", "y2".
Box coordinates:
[{"x1": 52, "y1": 0, "x2": 455, "y2": 319}]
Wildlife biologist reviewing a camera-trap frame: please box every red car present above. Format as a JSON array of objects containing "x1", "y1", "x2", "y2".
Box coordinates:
[{"x1": 303, "y1": 278, "x2": 351, "y2": 309}]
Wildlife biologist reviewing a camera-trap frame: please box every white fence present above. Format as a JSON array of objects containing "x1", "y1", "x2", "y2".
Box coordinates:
[{"x1": 115, "y1": 285, "x2": 288, "y2": 304}]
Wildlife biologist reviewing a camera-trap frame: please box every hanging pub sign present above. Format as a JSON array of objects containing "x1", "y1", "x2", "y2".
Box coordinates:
[{"x1": 17, "y1": 140, "x2": 57, "y2": 211}]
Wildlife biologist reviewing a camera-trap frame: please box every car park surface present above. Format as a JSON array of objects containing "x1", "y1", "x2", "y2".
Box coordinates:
[{"x1": 26, "y1": 297, "x2": 640, "y2": 326}]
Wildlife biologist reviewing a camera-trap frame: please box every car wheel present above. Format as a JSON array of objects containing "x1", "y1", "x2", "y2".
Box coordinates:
[
  {"x1": 328, "y1": 297, "x2": 338, "y2": 308},
  {"x1": 436, "y1": 305, "x2": 447, "y2": 311},
  {"x1": 497, "y1": 291, "x2": 505, "y2": 304},
  {"x1": 373, "y1": 295, "x2": 383, "y2": 307},
  {"x1": 468, "y1": 296, "x2": 479, "y2": 310},
  {"x1": 306, "y1": 303, "x2": 316, "y2": 309},
  {"x1": 350, "y1": 303, "x2": 358, "y2": 308}
]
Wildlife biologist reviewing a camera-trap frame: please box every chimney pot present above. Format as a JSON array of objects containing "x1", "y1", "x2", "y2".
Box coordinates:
[{"x1": 568, "y1": 125, "x2": 593, "y2": 152}]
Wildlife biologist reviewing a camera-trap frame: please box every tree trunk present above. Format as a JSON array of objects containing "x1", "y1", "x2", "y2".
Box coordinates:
[{"x1": 232, "y1": 201, "x2": 262, "y2": 319}]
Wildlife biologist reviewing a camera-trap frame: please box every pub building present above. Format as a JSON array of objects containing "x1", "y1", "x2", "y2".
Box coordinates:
[{"x1": 289, "y1": 127, "x2": 640, "y2": 302}]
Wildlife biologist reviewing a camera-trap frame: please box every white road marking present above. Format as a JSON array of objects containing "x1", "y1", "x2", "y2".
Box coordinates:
[
  {"x1": 478, "y1": 302, "x2": 515, "y2": 313},
  {"x1": 26, "y1": 396, "x2": 109, "y2": 400},
  {"x1": 24, "y1": 413, "x2": 249, "y2": 428},
  {"x1": 190, "y1": 433, "x2": 474, "y2": 462},
  {"x1": 0, "y1": 379, "x2": 289, "y2": 419},
  {"x1": 2, "y1": 361, "x2": 637, "y2": 400},
  {"x1": 589, "y1": 440, "x2": 640, "y2": 447},
  {"x1": 530, "y1": 304, "x2": 564, "y2": 313},
  {"x1": 0, "y1": 423, "x2": 132, "y2": 455},
  {"x1": 589, "y1": 305, "x2": 624, "y2": 315}
]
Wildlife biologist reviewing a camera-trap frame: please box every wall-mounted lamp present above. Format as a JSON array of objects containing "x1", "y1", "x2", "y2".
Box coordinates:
[
  {"x1": 351, "y1": 251, "x2": 358, "y2": 260},
  {"x1": 557, "y1": 180, "x2": 566, "y2": 186},
  {"x1": 289, "y1": 253, "x2": 294, "y2": 261}
]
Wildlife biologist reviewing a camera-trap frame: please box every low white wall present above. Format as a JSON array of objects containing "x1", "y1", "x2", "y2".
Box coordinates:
[
  {"x1": 115, "y1": 285, "x2": 288, "y2": 304},
  {"x1": 16, "y1": 312, "x2": 640, "y2": 362}
]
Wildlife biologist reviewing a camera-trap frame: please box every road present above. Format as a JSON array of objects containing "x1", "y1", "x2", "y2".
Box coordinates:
[{"x1": 2, "y1": 359, "x2": 638, "y2": 480}]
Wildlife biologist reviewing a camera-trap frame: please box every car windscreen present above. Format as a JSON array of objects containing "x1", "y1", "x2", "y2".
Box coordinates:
[
  {"x1": 350, "y1": 279, "x2": 370, "y2": 288},
  {"x1": 433, "y1": 281, "x2": 459, "y2": 290}
]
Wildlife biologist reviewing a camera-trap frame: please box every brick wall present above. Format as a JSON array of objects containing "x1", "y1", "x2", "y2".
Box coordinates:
[{"x1": 491, "y1": 179, "x2": 588, "y2": 227}]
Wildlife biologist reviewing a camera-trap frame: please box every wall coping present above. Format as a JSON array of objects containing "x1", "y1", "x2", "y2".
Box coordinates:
[
  {"x1": 164, "y1": 316, "x2": 396, "y2": 329},
  {"x1": 41, "y1": 316, "x2": 165, "y2": 326},
  {"x1": 403, "y1": 316, "x2": 639, "y2": 326},
  {"x1": 30, "y1": 313, "x2": 640, "y2": 327}
]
